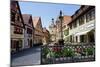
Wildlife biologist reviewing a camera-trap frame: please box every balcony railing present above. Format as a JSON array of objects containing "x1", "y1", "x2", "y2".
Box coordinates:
[{"x1": 41, "y1": 43, "x2": 95, "y2": 64}]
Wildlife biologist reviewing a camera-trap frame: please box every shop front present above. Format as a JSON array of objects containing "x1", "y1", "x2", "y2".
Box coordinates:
[
  {"x1": 11, "y1": 38, "x2": 23, "y2": 53},
  {"x1": 74, "y1": 29, "x2": 95, "y2": 43}
]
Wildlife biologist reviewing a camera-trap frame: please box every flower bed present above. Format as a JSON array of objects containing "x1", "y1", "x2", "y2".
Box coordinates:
[{"x1": 41, "y1": 45, "x2": 95, "y2": 64}]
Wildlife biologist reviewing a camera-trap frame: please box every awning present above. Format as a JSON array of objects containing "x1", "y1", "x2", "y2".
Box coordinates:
[{"x1": 75, "y1": 29, "x2": 92, "y2": 36}]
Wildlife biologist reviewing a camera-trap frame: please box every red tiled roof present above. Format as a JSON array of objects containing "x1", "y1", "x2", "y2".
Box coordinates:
[{"x1": 63, "y1": 15, "x2": 72, "y2": 25}]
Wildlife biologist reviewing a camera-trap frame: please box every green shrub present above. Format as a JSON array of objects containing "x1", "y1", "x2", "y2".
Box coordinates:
[
  {"x1": 46, "y1": 51, "x2": 55, "y2": 58},
  {"x1": 42, "y1": 47, "x2": 50, "y2": 58},
  {"x1": 54, "y1": 51, "x2": 62, "y2": 58},
  {"x1": 83, "y1": 47, "x2": 94, "y2": 55},
  {"x1": 62, "y1": 47, "x2": 74, "y2": 57},
  {"x1": 86, "y1": 47, "x2": 94, "y2": 55}
]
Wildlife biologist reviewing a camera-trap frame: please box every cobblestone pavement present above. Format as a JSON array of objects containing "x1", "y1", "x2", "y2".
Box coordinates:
[{"x1": 11, "y1": 46, "x2": 41, "y2": 66}]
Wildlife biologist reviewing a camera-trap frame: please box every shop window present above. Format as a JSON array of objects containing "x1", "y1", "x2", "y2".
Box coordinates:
[
  {"x1": 80, "y1": 35, "x2": 87, "y2": 43},
  {"x1": 30, "y1": 39, "x2": 32, "y2": 46},
  {"x1": 11, "y1": 40, "x2": 16, "y2": 48},
  {"x1": 88, "y1": 32, "x2": 95, "y2": 42},
  {"x1": 19, "y1": 40, "x2": 22, "y2": 48},
  {"x1": 80, "y1": 35, "x2": 84, "y2": 42}
]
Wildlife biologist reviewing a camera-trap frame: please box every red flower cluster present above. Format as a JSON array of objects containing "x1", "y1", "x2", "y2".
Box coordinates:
[
  {"x1": 52, "y1": 47, "x2": 62, "y2": 52},
  {"x1": 76, "y1": 48, "x2": 81, "y2": 53}
]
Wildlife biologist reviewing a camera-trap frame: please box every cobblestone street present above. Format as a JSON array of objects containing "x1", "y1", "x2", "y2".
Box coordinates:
[
  {"x1": 10, "y1": 1, "x2": 95, "y2": 66},
  {"x1": 11, "y1": 47, "x2": 41, "y2": 66}
]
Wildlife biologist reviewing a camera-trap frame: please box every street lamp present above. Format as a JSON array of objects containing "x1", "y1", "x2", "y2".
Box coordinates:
[{"x1": 58, "y1": 10, "x2": 64, "y2": 45}]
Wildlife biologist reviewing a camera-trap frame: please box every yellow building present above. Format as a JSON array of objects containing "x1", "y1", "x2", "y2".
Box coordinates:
[
  {"x1": 32, "y1": 17, "x2": 44, "y2": 46},
  {"x1": 42, "y1": 28, "x2": 50, "y2": 45}
]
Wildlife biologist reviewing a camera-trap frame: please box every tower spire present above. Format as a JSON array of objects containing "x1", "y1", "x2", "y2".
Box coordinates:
[{"x1": 52, "y1": 18, "x2": 54, "y2": 25}]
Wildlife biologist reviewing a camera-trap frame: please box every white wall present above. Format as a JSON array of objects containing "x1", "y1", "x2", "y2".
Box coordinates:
[{"x1": 69, "y1": 20, "x2": 95, "y2": 36}]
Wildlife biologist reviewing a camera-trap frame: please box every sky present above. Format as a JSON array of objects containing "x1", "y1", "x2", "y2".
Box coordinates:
[{"x1": 19, "y1": 1, "x2": 81, "y2": 30}]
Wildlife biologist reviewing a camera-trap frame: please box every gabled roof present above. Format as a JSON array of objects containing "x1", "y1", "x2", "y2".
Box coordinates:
[
  {"x1": 22, "y1": 14, "x2": 31, "y2": 25},
  {"x1": 32, "y1": 17, "x2": 40, "y2": 28},
  {"x1": 11, "y1": 1, "x2": 25, "y2": 28}
]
